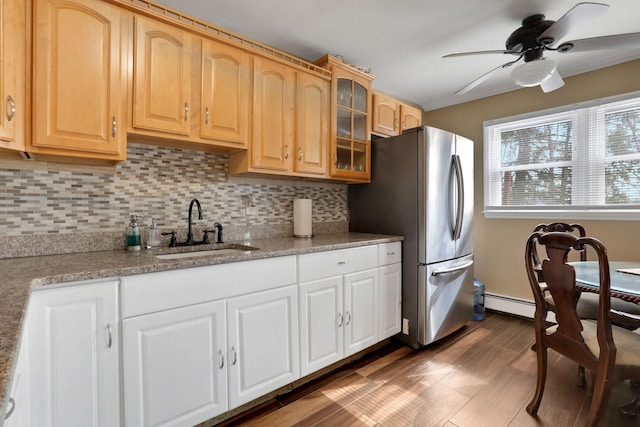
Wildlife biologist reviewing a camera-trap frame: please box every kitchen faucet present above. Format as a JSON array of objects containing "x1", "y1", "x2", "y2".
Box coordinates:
[{"x1": 173, "y1": 198, "x2": 203, "y2": 246}]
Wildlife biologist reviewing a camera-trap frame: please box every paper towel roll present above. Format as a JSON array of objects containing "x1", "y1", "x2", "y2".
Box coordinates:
[{"x1": 293, "y1": 199, "x2": 313, "y2": 238}]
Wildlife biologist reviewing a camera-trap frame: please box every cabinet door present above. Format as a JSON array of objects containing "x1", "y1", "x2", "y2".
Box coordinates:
[
  {"x1": 252, "y1": 57, "x2": 295, "y2": 172},
  {"x1": 344, "y1": 269, "x2": 378, "y2": 356},
  {"x1": 0, "y1": 0, "x2": 25, "y2": 150},
  {"x1": 400, "y1": 104, "x2": 422, "y2": 131},
  {"x1": 378, "y1": 263, "x2": 402, "y2": 340},
  {"x1": 32, "y1": 0, "x2": 126, "y2": 158},
  {"x1": 123, "y1": 299, "x2": 227, "y2": 427},
  {"x1": 299, "y1": 276, "x2": 343, "y2": 376},
  {"x1": 27, "y1": 281, "x2": 120, "y2": 427},
  {"x1": 372, "y1": 93, "x2": 399, "y2": 136},
  {"x1": 133, "y1": 15, "x2": 191, "y2": 136},
  {"x1": 227, "y1": 285, "x2": 299, "y2": 408},
  {"x1": 4, "y1": 321, "x2": 30, "y2": 427},
  {"x1": 295, "y1": 72, "x2": 329, "y2": 176},
  {"x1": 200, "y1": 39, "x2": 250, "y2": 145}
]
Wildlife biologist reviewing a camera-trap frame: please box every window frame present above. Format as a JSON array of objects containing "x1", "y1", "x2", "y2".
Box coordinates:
[{"x1": 483, "y1": 91, "x2": 640, "y2": 221}]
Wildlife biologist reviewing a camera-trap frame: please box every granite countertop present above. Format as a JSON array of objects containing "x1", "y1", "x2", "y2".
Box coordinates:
[{"x1": 0, "y1": 232, "x2": 402, "y2": 418}]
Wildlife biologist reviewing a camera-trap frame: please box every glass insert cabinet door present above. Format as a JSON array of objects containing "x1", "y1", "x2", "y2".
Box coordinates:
[{"x1": 335, "y1": 78, "x2": 369, "y2": 176}]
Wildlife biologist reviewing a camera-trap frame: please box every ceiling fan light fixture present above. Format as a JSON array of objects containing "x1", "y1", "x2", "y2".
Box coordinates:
[{"x1": 510, "y1": 59, "x2": 557, "y2": 87}]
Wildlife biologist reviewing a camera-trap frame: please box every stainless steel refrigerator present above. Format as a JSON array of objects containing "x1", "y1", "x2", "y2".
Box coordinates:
[{"x1": 349, "y1": 126, "x2": 474, "y2": 348}]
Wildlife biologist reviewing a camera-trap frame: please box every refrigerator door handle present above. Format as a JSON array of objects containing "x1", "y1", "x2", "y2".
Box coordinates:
[
  {"x1": 452, "y1": 154, "x2": 464, "y2": 240},
  {"x1": 431, "y1": 260, "x2": 474, "y2": 276}
]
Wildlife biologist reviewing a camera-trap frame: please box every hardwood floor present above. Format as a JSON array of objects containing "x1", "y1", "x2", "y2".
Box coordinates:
[{"x1": 216, "y1": 311, "x2": 640, "y2": 426}]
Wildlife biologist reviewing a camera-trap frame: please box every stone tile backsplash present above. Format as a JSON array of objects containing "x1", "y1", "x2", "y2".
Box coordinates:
[{"x1": 0, "y1": 143, "x2": 349, "y2": 257}]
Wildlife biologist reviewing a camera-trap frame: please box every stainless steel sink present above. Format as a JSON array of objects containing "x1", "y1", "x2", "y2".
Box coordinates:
[{"x1": 155, "y1": 244, "x2": 257, "y2": 260}]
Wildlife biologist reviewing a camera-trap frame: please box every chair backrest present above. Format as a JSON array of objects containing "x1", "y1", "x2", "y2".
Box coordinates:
[{"x1": 525, "y1": 231, "x2": 614, "y2": 368}]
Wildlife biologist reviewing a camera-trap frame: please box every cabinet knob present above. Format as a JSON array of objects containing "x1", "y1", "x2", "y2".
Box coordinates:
[
  {"x1": 402, "y1": 120, "x2": 406, "y2": 131},
  {"x1": 284, "y1": 145, "x2": 289, "y2": 159},
  {"x1": 231, "y1": 346, "x2": 237, "y2": 365},
  {"x1": 5, "y1": 397, "x2": 15, "y2": 420},
  {"x1": 184, "y1": 103, "x2": 189, "y2": 121},
  {"x1": 337, "y1": 313, "x2": 344, "y2": 327},
  {"x1": 205, "y1": 107, "x2": 210, "y2": 125},
  {"x1": 298, "y1": 147, "x2": 303, "y2": 161},
  {"x1": 106, "y1": 324, "x2": 113, "y2": 349},
  {"x1": 6, "y1": 96, "x2": 15, "y2": 122},
  {"x1": 345, "y1": 311, "x2": 351, "y2": 326},
  {"x1": 218, "y1": 349, "x2": 225, "y2": 369},
  {"x1": 111, "y1": 117, "x2": 117, "y2": 138},
  {"x1": 395, "y1": 118, "x2": 399, "y2": 130}
]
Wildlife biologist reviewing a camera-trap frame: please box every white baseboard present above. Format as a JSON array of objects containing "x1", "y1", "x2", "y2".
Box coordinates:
[
  {"x1": 485, "y1": 292, "x2": 535, "y2": 318},
  {"x1": 485, "y1": 292, "x2": 556, "y2": 323}
]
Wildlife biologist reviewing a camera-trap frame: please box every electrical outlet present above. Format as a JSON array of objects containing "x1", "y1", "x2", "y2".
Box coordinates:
[{"x1": 402, "y1": 318, "x2": 409, "y2": 335}]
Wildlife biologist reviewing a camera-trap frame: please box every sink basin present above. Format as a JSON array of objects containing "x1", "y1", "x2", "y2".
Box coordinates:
[{"x1": 155, "y1": 245, "x2": 257, "y2": 260}]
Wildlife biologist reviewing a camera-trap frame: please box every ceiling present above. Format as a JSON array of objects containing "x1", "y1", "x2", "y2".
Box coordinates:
[{"x1": 152, "y1": 0, "x2": 640, "y2": 111}]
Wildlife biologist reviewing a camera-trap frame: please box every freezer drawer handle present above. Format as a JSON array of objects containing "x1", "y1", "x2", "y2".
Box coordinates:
[
  {"x1": 5, "y1": 397, "x2": 15, "y2": 420},
  {"x1": 432, "y1": 260, "x2": 474, "y2": 276},
  {"x1": 337, "y1": 261, "x2": 348, "y2": 265}
]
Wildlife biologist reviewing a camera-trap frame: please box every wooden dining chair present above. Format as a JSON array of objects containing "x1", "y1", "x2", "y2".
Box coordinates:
[{"x1": 525, "y1": 231, "x2": 640, "y2": 427}]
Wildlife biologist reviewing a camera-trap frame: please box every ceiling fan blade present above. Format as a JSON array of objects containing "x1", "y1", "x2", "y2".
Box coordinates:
[
  {"x1": 443, "y1": 50, "x2": 520, "y2": 58},
  {"x1": 540, "y1": 70, "x2": 565, "y2": 93},
  {"x1": 455, "y1": 57, "x2": 522, "y2": 95},
  {"x1": 537, "y1": 2, "x2": 609, "y2": 47},
  {"x1": 557, "y1": 32, "x2": 640, "y2": 53}
]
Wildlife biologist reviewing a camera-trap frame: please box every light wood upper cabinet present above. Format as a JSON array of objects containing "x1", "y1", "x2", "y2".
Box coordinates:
[
  {"x1": 372, "y1": 93, "x2": 399, "y2": 136},
  {"x1": 295, "y1": 72, "x2": 329, "y2": 176},
  {"x1": 250, "y1": 57, "x2": 295, "y2": 172},
  {"x1": 133, "y1": 15, "x2": 192, "y2": 136},
  {"x1": 200, "y1": 39, "x2": 250, "y2": 146},
  {"x1": 315, "y1": 55, "x2": 374, "y2": 183},
  {"x1": 400, "y1": 103, "x2": 422, "y2": 132},
  {"x1": 0, "y1": 0, "x2": 26, "y2": 152},
  {"x1": 372, "y1": 91, "x2": 422, "y2": 137},
  {"x1": 31, "y1": 0, "x2": 127, "y2": 160}
]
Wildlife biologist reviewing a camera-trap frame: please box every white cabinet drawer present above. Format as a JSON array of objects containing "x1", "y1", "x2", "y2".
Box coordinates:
[
  {"x1": 122, "y1": 256, "x2": 297, "y2": 318},
  {"x1": 298, "y1": 245, "x2": 378, "y2": 282},
  {"x1": 378, "y1": 242, "x2": 401, "y2": 266}
]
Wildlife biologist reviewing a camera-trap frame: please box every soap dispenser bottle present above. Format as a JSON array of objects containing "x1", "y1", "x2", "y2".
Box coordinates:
[
  {"x1": 147, "y1": 217, "x2": 161, "y2": 248},
  {"x1": 126, "y1": 215, "x2": 142, "y2": 251}
]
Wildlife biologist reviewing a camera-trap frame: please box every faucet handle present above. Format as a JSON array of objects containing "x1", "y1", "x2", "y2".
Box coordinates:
[
  {"x1": 202, "y1": 229, "x2": 216, "y2": 244},
  {"x1": 214, "y1": 222, "x2": 224, "y2": 244},
  {"x1": 161, "y1": 231, "x2": 177, "y2": 247}
]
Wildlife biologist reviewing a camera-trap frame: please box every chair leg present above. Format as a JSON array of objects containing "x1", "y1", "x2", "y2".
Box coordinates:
[
  {"x1": 578, "y1": 365, "x2": 587, "y2": 388},
  {"x1": 585, "y1": 371, "x2": 614, "y2": 427},
  {"x1": 527, "y1": 342, "x2": 547, "y2": 415}
]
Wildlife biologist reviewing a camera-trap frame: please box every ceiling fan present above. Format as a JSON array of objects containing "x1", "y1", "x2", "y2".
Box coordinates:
[{"x1": 444, "y1": 2, "x2": 640, "y2": 95}]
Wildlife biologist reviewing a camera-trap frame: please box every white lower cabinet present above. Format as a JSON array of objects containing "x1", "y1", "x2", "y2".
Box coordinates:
[
  {"x1": 4, "y1": 324, "x2": 30, "y2": 427},
  {"x1": 122, "y1": 300, "x2": 228, "y2": 427},
  {"x1": 121, "y1": 256, "x2": 299, "y2": 427},
  {"x1": 227, "y1": 285, "x2": 299, "y2": 408},
  {"x1": 24, "y1": 280, "x2": 120, "y2": 427},
  {"x1": 378, "y1": 263, "x2": 402, "y2": 340},
  {"x1": 298, "y1": 245, "x2": 381, "y2": 376}
]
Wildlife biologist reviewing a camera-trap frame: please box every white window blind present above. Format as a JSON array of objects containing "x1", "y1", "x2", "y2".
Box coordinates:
[{"x1": 484, "y1": 92, "x2": 640, "y2": 220}]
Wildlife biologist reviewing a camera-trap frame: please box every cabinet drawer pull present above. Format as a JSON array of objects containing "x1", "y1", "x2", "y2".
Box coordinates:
[
  {"x1": 386, "y1": 252, "x2": 396, "y2": 256},
  {"x1": 218, "y1": 349, "x2": 225, "y2": 369},
  {"x1": 231, "y1": 346, "x2": 237, "y2": 365},
  {"x1": 111, "y1": 117, "x2": 117, "y2": 138},
  {"x1": 337, "y1": 313, "x2": 343, "y2": 327},
  {"x1": 5, "y1": 397, "x2": 15, "y2": 420},
  {"x1": 285, "y1": 145, "x2": 289, "y2": 159},
  {"x1": 395, "y1": 117, "x2": 399, "y2": 130},
  {"x1": 106, "y1": 324, "x2": 113, "y2": 349},
  {"x1": 345, "y1": 311, "x2": 351, "y2": 326},
  {"x1": 298, "y1": 147, "x2": 303, "y2": 161},
  {"x1": 337, "y1": 261, "x2": 348, "y2": 265},
  {"x1": 184, "y1": 102, "x2": 189, "y2": 121},
  {"x1": 6, "y1": 96, "x2": 15, "y2": 122},
  {"x1": 205, "y1": 106, "x2": 210, "y2": 125}
]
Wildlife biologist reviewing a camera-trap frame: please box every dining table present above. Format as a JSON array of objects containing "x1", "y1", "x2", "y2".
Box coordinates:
[{"x1": 572, "y1": 261, "x2": 640, "y2": 303}]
